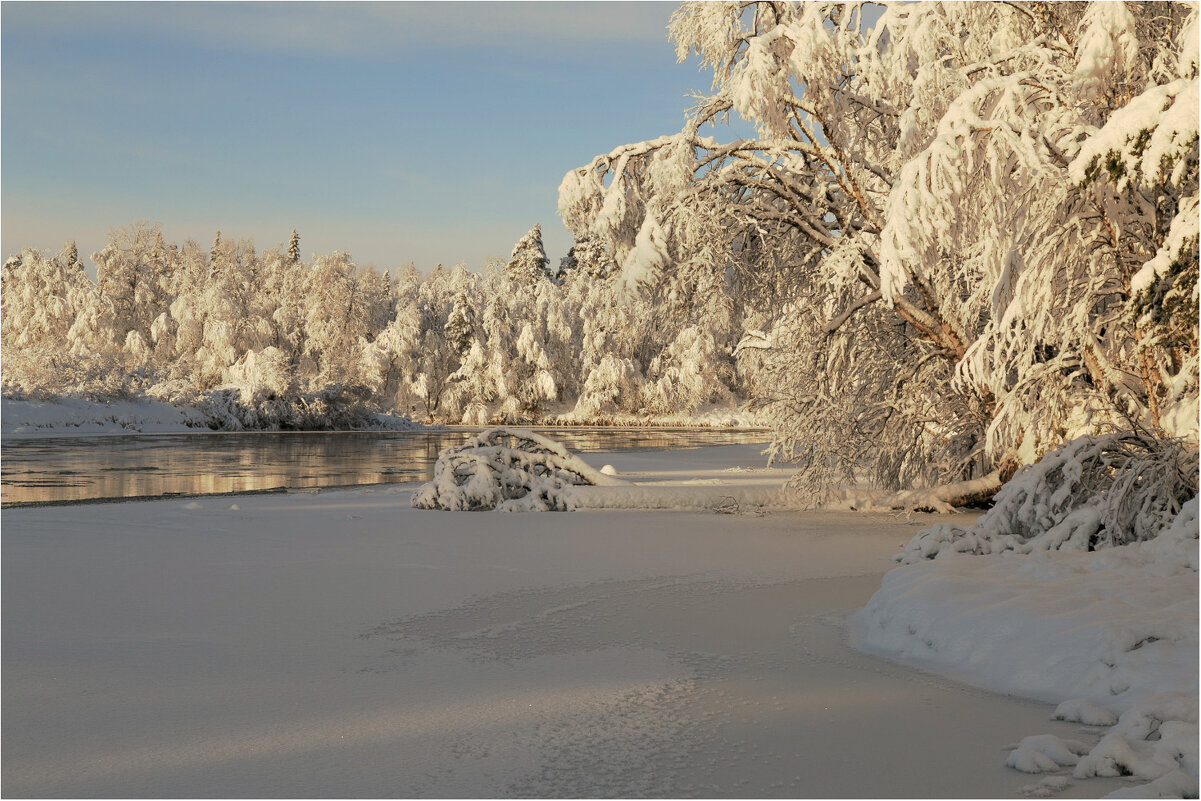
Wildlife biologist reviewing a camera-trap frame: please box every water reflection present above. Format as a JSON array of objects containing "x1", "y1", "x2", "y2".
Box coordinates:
[{"x1": 1, "y1": 428, "x2": 768, "y2": 506}]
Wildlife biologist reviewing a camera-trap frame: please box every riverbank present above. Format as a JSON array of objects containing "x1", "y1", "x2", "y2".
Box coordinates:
[
  {"x1": 1, "y1": 396, "x2": 763, "y2": 440},
  {"x1": 0, "y1": 396, "x2": 423, "y2": 439},
  {"x1": 6, "y1": 443, "x2": 1193, "y2": 797}
]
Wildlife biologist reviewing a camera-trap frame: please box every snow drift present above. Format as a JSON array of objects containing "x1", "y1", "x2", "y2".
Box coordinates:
[{"x1": 854, "y1": 434, "x2": 1199, "y2": 798}]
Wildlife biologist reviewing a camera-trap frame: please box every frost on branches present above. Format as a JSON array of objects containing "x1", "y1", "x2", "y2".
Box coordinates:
[
  {"x1": 411, "y1": 427, "x2": 626, "y2": 511},
  {"x1": 560, "y1": 0, "x2": 1199, "y2": 506}
]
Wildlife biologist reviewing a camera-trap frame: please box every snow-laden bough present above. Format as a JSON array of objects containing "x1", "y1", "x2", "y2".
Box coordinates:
[
  {"x1": 411, "y1": 427, "x2": 627, "y2": 512},
  {"x1": 896, "y1": 432, "x2": 1199, "y2": 562}
]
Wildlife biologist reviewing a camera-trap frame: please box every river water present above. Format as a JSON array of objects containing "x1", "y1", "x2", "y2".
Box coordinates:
[{"x1": 0, "y1": 428, "x2": 770, "y2": 506}]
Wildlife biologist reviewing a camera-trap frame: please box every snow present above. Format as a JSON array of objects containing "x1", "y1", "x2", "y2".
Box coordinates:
[
  {"x1": 1054, "y1": 698, "x2": 1120, "y2": 727},
  {"x1": 1068, "y1": 78, "x2": 1194, "y2": 189},
  {"x1": 895, "y1": 435, "x2": 1197, "y2": 560},
  {"x1": 1130, "y1": 195, "x2": 1199, "y2": 296},
  {"x1": 3, "y1": 439, "x2": 1172, "y2": 798},
  {"x1": 1006, "y1": 734, "x2": 1093, "y2": 774},
  {"x1": 854, "y1": 537, "x2": 1197, "y2": 708},
  {"x1": 852, "y1": 516, "x2": 1198, "y2": 797},
  {"x1": 412, "y1": 427, "x2": 627, "y2": 511},
  {"x1": 1, "y1": 395, "x2": 206, "y2": 438},
  {"x1": 414, "y1": 428, "x2": 792, "y2": 512},
  {"x1": 0, "y1": 395, "x2": 421, "y2": 439},
  {"x1": 1072, "y1": 2, "x2": 1140, "y2": 100}
]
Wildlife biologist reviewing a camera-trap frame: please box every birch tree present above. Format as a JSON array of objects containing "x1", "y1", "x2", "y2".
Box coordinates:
[{"x1": 560, "y1": 0, "x2": 1199, "y2": 502}]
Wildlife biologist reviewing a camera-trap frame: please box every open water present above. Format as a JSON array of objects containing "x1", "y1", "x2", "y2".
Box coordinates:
[{"x1": 0, "y1": 428, "x2": 769, "y2": 506}]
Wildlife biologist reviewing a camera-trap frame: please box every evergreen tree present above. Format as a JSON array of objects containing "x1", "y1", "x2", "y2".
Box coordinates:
[
  {"x1": 288, "y1": 229, "x2": 301, "y2": 265},
  {"x1": 506, "y1": 223, "x2": 550, "y2": 285},
  {"x1": 445, "y1": 290, "x2": 477, "y2": 356},
  {"x1": 61, "y1": 240, "x2": 79, "y2": 271},
  {"x1": 558, "y1": 232, "x2": 617, "y2": 282}
]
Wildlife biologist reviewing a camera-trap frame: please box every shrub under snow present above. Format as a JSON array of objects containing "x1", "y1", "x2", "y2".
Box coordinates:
[
  {"x1": 898, "y1": 433, "x2": 1199, "y2": 563},
  {"x1": 411, "y1": 427, "x2": 626, "y2": 512}
]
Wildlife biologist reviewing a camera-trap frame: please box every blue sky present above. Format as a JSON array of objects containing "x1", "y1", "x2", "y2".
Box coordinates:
[{"x1": 2, "y1": 1, "x2": 748, "y2": 274}]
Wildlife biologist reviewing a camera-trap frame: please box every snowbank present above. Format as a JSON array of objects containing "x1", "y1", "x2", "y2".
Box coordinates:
[
  {"x1": 547, "y1": 402, "x2": 762, "y2": 429},
  {"x1": 1, "y1": 396, "x2": 207, "y2": 438},
  {"x1": 853, "y1": 501, "x2": 1199, "y2": 797},
  {"x1": 1, "y1": 395, "x2": 421, "y2": 439},
  {"x1": 852, "y1": 532, "x2": 1198, "y2": 708}
]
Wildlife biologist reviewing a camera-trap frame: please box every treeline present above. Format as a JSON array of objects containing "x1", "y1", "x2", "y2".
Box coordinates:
[{"x1": 1, "y1": 222, "x2": 750, "y2": 428}]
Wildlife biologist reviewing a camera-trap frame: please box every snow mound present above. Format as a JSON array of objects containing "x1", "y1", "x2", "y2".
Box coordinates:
[
  {"x1": 1073, "y1": 721, "x2": 1197, "y2": 788},
  {"x1": 897, "y1": 434, "x2": 1198, "y2": 563},
  {"x1": 1017, "y1": 775, "x2": 1071, "y2": 797},
  {"x1": 1004, "y1": 734, "x2": 1091, "y2": 774},
  {"x1": 1053, "y1": 699, "x2": 1118, "y2": 727},
  {"x1": 411, "y1": 427, "x2": 626, "y2": 512}
]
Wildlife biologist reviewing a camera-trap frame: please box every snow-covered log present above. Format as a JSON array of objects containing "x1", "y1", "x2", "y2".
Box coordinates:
[
  {"x1": 411, "y1": 427, "x2": 626, "y2": 512},
  {"x1": 881, "y1": 470, "x2": 1005, "y2": 514},
  {"x1": 898, "y1": 432, "x2": 1199, "y2": 562}
]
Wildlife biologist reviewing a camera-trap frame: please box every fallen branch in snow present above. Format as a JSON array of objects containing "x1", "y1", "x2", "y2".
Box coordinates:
[
  {"x1": 411, "y1": 427, "x2": 626, "y2": 512},
  {"x1": 881, "y1": 469, "x2": 1005, "y2": 513}
]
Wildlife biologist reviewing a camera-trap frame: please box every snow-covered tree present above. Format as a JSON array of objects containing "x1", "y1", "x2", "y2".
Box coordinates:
[
  {"x1": 575, "y1": 353, "x2": 646, "y2": 417},
  {"x1": 407, "y1": 264, "x2": 462, "y2": 418},
  {"x1": 645, "y1": 324, "x2": 734, "y2": 416},
  {"x1": 506, "y1": 223, "x2": 551, "y2": 285},
  {"x1": 558, "y1": 232, "x2": 619, "y2": 283},
  {"x1": 1, "y1": 246, "x2": 111, "y2": 397},
  {"x1": 561, "y1": 0, "x2": 1200, "y2": 501},
  {"x1": 287, "y1": 229, "x2": 301, "y2": 265},
  {"x1": 92, "y1": 222, "x2": 173, "y2": 366},
  {"x1": 500, "y1": 320, "x2": 558, "y2": 420},
  {"x1": 443, "y1": 264, "x2": 479, "y2": 356},
  {"x1": 193, "y1": 235, "x2": 274, "y2": 388},
  {"x1": 361, "y1": 272, "x2": 422, "y2": 413},
  {"x1": 1, "y1": 214, "x2": 759, "y2": 425},
  {"x1": 302, "y1": 251, "x2": 379, "y2": 387}
]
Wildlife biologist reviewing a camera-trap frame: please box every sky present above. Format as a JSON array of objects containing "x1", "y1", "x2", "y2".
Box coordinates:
[{"x1": 2, "y1": 1, "x2": 750, "y2": 275}]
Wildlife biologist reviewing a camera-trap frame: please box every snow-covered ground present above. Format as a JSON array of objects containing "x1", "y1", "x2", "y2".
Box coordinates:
[
  {"x1": 0, "y1": 396, "x2": 419, "y2": 438},
  {"x1": 3, "y1": 443, "x2": 1195, "y2": 797},
  {"x1": 853, "y1": 530, "x2": 1198, "y2": 797},
  {"x1": 1, "y1": 396, "x2": 208, "y2": 437},
  {"x1": 0, "y1": 396, "x2": 759, "y2": 439}
]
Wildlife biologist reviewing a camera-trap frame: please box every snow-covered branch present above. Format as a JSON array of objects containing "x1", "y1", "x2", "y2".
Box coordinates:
[{"x1": 411, "y1": 427, "x2": 626, "y2": 512}]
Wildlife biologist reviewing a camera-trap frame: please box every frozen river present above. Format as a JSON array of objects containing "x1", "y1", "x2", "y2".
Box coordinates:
[
  {"x1": 0, "y1": 428, "x2": 769, "y2": 506},
  {"x1": 1, "y1": 443, "x2": 1134, "y2": 797},
  {"x1": 3, "y1": 441, "x2": 1149, "y2": 797}
]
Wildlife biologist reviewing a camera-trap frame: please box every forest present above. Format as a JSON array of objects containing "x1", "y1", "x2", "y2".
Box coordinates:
[
  {"x1": 1, "y1": 223, "x2": 746, "y2": 430},
  {"x1": 3, "y1": 0, "x2": 1198, "y2": 509}
]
